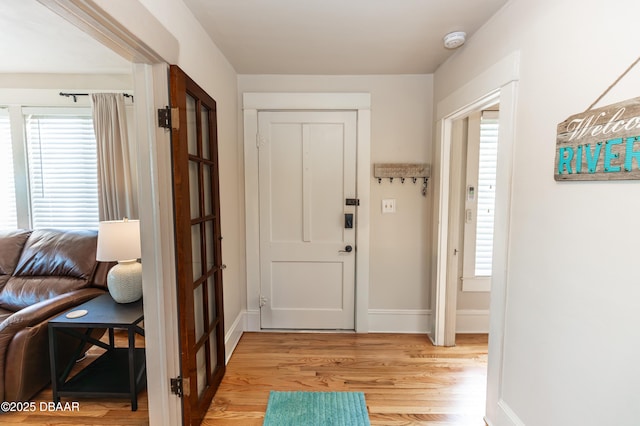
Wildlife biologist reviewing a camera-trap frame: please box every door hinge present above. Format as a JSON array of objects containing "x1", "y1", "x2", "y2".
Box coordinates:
[
  {"x1": 170, "y1": 376, "x2": 190, "y2": 397},
  {"x1": 256, "y1": 133, "x2": 266, "y2": 149},
  {"x1": 259, "y1": 295, "x2": 268, "y2": 308},
  {"x1": 158, "y1": 106, "x2": 179, "y2": 130}
]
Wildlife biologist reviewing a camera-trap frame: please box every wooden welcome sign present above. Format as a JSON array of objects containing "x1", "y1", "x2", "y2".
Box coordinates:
[{"x1": 555, "y1": 96, "x2": 640, "y2": 180}]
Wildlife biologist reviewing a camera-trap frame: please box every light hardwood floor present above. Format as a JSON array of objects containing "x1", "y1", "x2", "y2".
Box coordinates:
[
  {"x1": 3, "y1": 332, "x2": 487, "y2": 425},
  {"x1": 206, "y1": 333, "x2": 488, "y2": 426}
]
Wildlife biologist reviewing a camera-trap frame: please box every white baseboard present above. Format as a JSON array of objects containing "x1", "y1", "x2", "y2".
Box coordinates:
[
  {"x1": 246, "y1": 309, "x2": 260, "y2": 331},
  {"x1": 226, "y1": 309, "x2": 487, "y2": 356},
  {"x1": 368, "y1": 309, "x2": 432, "y2": 333},
  {"x1": 456, "y1": 309, "x2": 490, "y2": 333},
  {"x1": 224, "y1": 308, "x2": 488, "y2": 362},
  {"x1": 224, "y1": 309, "x2": 262, "y2": 363},
  {"x1": 224, "y1": 310, "x2": 246, "y2": 364},
  {"x1": 366, "y1": 309, "x2": 488, "y2": 334},
  {"x1": 497, "y1": 399, "x2": 525, "y2": 425},
  {"x1": 485, "y1": 398, "x2": 525, "y2": 426}
]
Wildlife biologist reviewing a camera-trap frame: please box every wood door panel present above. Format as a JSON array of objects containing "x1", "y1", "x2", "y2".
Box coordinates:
[{"x1": 169, "y1": 65, "x2": 225, "y2": 426}]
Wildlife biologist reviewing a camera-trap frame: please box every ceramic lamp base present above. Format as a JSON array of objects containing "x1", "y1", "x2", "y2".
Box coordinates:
[{"x1": 107, "y1": 260, "x2": 142, "y2": 303}]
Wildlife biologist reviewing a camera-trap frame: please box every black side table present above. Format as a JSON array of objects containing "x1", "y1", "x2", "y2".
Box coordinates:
[{"x1": 48, "y1": 293, "x2": 146, "y2": 411}]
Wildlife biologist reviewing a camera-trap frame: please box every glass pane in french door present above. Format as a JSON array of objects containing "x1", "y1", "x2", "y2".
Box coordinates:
[
  {"x1": 208, "y1": 330, "x2": 218, "y2": 371},
  {"x1": 203, "y1": 165, "x2": 212, "y2": 216},
  {"x1": 194, "y1": 283, "x2": 204, "y2": 341},
  {"x1": 201, "y1": 105, "x2": 210, "y2": 160},
  {"x1": 189, "y1": 161, "x2": 200, "y2": 219},
  {"x1": 191, "y1": 224, "x2": 202, "y2": 280},
  {"x1": 196, "y1": 345, "x2": 206, "y2": 397},
  {"x1": 207, "y1": 276, "x2": 217, "y2": 325},
  {"x1": 205, "y1": 221, "x2": 214, "y2": 272},
  {"x1": 187, "y1": 94, "x2": 197, "y2": 156}
]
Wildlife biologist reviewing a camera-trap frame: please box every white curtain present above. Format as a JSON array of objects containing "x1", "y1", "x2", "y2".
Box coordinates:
[{"x1": 91, "y1": 93, "x2": 138, "y2": 221}]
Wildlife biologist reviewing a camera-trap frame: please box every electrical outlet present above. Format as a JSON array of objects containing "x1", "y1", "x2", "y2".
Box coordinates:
[{"x1": 382, "y1": 199, "x2": 396, "y2": 213}]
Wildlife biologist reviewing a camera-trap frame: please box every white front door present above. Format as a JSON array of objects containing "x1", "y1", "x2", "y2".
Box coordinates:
[{"x1": 258, "y1": 110, "x2": 357, "y2": 329}]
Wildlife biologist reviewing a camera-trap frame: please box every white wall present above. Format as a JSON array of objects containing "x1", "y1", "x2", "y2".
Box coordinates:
[
  {"x1": 0, "y1": 73, "x2": 133, "y2": 109},
  {"x1": 107, "y1": 0, "x2": 246, "y2": 338},
  {"x1": 238, "y1": 75, "x2": 433, "y2": 327},
  {"x1": 435, "y1": 0, "x2": 640, "y2": 424},
  {"x1": 0, "y1": 73, "x2": 132, "y2": 93}
]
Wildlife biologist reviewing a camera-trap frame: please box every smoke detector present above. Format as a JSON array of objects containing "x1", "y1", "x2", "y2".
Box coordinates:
[{"x1": 443, "y1": 31, "x2": 466, "y2": 49}]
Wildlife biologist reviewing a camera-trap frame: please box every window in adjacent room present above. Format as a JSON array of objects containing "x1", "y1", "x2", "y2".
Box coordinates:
[
  {"x1": 461, "y1": 109, "x2": 499, "y2": 291},
  {"x1": 24, "y1": 108, "x2": 99, "y2": 230},
  {"x1": 474, "y1": 111, "x2": 498, "y2": 276},
  {"x1": 0, "y1": 108, "x2": 18, "y2": 229}
]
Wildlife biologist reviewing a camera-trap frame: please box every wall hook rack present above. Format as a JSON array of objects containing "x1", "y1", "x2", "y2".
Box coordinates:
[{"x1": 373, "y1": 163, "x2": 430, "y2": 196}]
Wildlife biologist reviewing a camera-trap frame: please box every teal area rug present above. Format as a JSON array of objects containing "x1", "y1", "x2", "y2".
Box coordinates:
[{"x1": 263, "y1": 391, "x2": 371, "y2": 426}]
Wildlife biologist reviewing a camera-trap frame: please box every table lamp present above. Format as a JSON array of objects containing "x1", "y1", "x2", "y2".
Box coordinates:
[{"x1": 96, "y1": 218, "x2": 142, "y2": 303}]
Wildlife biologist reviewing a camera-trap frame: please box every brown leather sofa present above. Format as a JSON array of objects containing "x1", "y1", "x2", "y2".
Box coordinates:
[{"x1": 0, "y1": 229, "x2": 110, "y2": 402}]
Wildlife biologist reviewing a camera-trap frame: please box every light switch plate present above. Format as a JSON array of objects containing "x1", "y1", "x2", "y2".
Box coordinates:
[{"x1": 382, "y1": 199, "x2": 396, "y2": 213}]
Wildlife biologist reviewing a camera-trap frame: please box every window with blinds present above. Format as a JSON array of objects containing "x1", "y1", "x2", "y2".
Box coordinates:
[
  {"x1": 25, "y1": 111, "x2": 99, "y2": 230},
  {"x1": 474, "y1": 113, "x2": 499, "y2": 276},
  {"x1": 0, "y1": 109, "x2": 18, "y2": 230}
]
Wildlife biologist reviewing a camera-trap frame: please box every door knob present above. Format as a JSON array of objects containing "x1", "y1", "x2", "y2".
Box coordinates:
[{"x1": 339, "y1": 245, "x2": 353, "y2": 253}]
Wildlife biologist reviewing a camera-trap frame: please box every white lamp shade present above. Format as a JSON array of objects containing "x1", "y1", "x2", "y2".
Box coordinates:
[{"x1": 96, "y1": 219, "x2": 141, "y2": 262}]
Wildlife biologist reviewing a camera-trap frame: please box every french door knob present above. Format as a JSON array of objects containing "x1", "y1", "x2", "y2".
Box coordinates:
[{"x1": 339, "y1": 245, "x2": 353, "y2": 253}]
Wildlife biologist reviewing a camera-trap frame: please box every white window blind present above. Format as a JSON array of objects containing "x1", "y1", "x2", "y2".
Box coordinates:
[
  {"x1": 474, "y1": 113, "x2": 499, "y2": 276},
  {"x1": 25, "y1": 111, "x2": 99, "y2": 230},
  {"x1": 0, "y1": 109, "x2": 18, "y2": 230}
]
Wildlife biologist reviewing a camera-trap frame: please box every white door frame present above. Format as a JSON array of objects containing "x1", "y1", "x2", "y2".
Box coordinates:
[
  {"x1": 39, "y1": 1, "x2": 182, "y2": 425},
  {"x1": 243, "y1": 92, "x2": 371, "y2": 332},
  {"x1": 441, "y1": 95, "x2": 502, "y2": 346},
  {"x1": 432, "y1": 53, "x2": 519, "y2": 422}
]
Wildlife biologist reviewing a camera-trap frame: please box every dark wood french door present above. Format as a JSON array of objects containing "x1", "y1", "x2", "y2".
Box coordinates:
[{"x1": 169, "y1": 65, "x2": 225, "y2": 425}]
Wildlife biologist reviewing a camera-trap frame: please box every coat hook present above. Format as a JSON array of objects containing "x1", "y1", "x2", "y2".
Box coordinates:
[
  {"x1": 377, "y1": 178, "x2": 382, "y2": 184},
  {"x1": 412, "y1": 177, "x2": 417, "y2": 184},
  {"x1": 422, "y1": 178, "x2": 428, "y2": 197},
  {"x1": 401, "y1": 177, "x2": 405, "y2": 184},
  {"x1": 389, "y1": 177, "x2": 393, "y2": 183}
]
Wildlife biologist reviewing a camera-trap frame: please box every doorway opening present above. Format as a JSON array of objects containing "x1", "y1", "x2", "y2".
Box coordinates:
[
  {"x1": 447, "y1": 105, "x2": 500, "y2": 339},
  {"x1": 34, "y1": 2, "x2": 184, "y2": 424},
  {"x1": 432, "y1": 52, "x2": 519, "y2": 423}
]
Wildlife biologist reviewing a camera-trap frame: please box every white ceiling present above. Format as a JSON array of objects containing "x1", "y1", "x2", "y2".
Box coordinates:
[
  {"x1": 0, "y1": 1, "x2": 131, "y2": 74},
  {"x1": 2, "y1": 0, "x2": 507, "y2": 76},
  {"x1": 183, "y1": 0, "x2": 509, "y2": 74}
]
